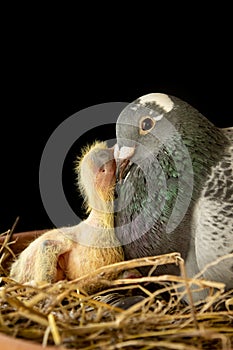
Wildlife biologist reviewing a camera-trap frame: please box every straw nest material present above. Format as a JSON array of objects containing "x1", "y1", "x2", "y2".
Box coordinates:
[{"x1": 0, "y1": 227, "x2": 233, "y2": 350}]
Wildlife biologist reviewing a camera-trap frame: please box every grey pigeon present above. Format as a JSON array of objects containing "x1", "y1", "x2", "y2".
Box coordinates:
[{"x1": 114, "y1": 93, "x2": 233, "y2": 301}]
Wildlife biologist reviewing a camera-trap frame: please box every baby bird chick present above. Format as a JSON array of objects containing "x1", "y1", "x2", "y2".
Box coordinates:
[{"x1": 10, "y1": 142, "x2": 124, "y2": 293}]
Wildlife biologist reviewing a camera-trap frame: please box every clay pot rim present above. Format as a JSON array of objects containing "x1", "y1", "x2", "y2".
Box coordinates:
[
  {"x1": 0, "y1": 332, "x2": 59, "y2": 350},
  {"x1": 0, "y1": 229, "x2": 49, "y2": 243}
]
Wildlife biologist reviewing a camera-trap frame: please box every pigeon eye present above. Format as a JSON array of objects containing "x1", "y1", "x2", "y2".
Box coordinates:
[{"x1": 139, "y1": 117, "x2": 155, "y2": 135}]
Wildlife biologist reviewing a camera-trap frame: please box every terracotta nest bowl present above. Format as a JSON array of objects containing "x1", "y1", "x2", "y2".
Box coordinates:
[{"x1": 0, "y1": 229, "x2": 58, "y2": 350}]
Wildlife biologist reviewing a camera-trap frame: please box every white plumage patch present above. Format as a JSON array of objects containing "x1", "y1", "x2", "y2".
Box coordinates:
[
  {"x1": 153, "y1": 114, "x2": 164, "y2": 121},
  {"x1": 139, "y1": 93, "x2": 174, "y2": 113}
]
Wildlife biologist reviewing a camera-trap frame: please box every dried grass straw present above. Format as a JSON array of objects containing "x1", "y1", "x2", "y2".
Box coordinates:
[{"x1": 0, "y1": 228, "x2": 233, "y2": 350}]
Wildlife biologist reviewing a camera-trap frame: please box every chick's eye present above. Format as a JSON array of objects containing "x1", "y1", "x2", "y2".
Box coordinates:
[
  {"x1": 140, "y1": 117, "x2": 155, "y2": 134},
  {"x1": 99, "y1": 166, "x2": 105, "y2": 173}
]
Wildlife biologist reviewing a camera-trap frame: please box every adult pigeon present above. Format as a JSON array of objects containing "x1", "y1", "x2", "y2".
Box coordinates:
[{"x1": 114, "y1": 93, "x2": 233, "y2": 300}]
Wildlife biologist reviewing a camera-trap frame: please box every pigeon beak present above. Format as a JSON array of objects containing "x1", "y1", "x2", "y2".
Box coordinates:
[{"x1": 114, "y1": 144, "x2": 135, "y2": 182}]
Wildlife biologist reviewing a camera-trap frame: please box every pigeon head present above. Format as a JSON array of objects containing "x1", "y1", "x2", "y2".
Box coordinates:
[
  {"x1": 116, "y1": 93, "x2": 176, "y2": 162},
  {"x1": 115, "y1": 93, "x2": 226, "y2": 187},
  {"x1": 76, "y1": 141, "x2": 116, "y2": 213}
]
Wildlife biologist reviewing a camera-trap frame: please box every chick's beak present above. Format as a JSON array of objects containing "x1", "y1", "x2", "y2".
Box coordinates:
[{"x1": 114, "y1": 144, "x2": 135, "y2": 182}]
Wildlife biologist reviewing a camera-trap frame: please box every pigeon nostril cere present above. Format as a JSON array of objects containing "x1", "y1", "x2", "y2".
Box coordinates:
[{"x1": 118, "y1": 146, "x2": 135, "y2": 160}]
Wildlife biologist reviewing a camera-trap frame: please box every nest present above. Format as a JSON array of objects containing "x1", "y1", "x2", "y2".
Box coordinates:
[{"x1": 0, "y1": 226, "x2": 233, "y2": 350}]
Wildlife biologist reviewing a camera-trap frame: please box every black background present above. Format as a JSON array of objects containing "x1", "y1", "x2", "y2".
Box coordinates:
[{"x1": 1, "y1": 9, "x2": 232, "y2": 233}]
